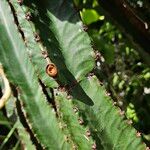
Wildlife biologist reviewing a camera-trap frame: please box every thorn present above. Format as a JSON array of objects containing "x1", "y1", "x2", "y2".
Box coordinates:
[
  {"x1": 118, "y1": 101, "x2": 123, "y2": 107},
  {"x1": 58, "y1": 86, "x2": 66, "y2": 92},
  {"x1": 123, "y1": 3, "x2": 127, "y2": 8},
  {"x1": 21, "y1": 101, "x2": 26, "y2": 107},
  {"x1": 92, "y1": 142, "x2": 96, "y2": 150},
  {"x1": 119, "y1": 109, "x2": 125, "y2": 116},
  {"x1": 41, "y1": 50, "x2": 49, "y2": 59},
  {"x1": 34, "y1": 33, "x2": 41, "y2": 42},
  {"x1": 59, "y1": 122, "x2": 63, "y2": 129},
  {"x1": 105, "y1": 91, "x2": 111, "y2": 96},
  {"x1": 78, "y1": 118, "x2": 84, "y2": 125},
  {"x1": 127, "y1": 120, "x2": 133, "y2": 125},
  {"x1": 67, "y1": 94, "x2": 73, "y2": 99},
  {"x1": 17, "y1": 0, "x2": 23, "y2": 5},
  {"x1": 136, "y1": 132, "x2": 141, "y2": 137},
  {"x1": 82, "y1": 24, "x2": 88, "y2": 31},
  {"x1": 42, "y1": 146, "x2": 46, "y2": 150},
  {"x1": 73, "y1": 144, "x2": 77, "y2": 150},
  {"x1": 87, "y1": 73, "x2": 94, "y2": 79},
  {"x1": 73, "y1": 107, "x2": 78, "y2": 113},
  {"x1": 16, "y1": 86, "x2": 21, "y2": 94},
  {"x1": 55, "y1": 92, "x2": 58, "y2": 96},
  {"x1": 24, "y1": 112, "x2": 29, "y2": 119},
  {"x1": 98, "y1": 80, "x2": 103, "y2": 86},
  {"x1": 94, "y1": 51, "x2": 102, "y2": 61},
  {"x1": 86, "y1": 130, "x2": 91, "y2": 137},
  {"x1": 65, "y1": 136, "x2": 69, "y2": 141},
  {"x1": 113, "y1": 101, "x2": 117, "y2": 106},
  {"x1": 25, "y1": 12, "x2": 32, "y2": 21},
  {"x1": 24, "y1": 38, "x2": 28, "y2": 45},
  {"x1": 96, "y1": 61, "x2": 101, "y2": 67}
]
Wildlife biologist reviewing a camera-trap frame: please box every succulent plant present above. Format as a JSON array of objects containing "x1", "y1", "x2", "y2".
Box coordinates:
[{"x1": 0, "y1": 0, "x2": 147, "y2": 149}]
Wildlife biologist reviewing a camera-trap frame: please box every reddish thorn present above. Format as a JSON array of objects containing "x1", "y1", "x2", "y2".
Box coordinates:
[
  {"x1": 25, "y1": 12, "x2": 32, "y2": 21},
  {"x1": 92, "y1": 143, "x2": 96, "y2": 150},
  {"x1": 17, "y1": 0, "x2": 23, "y2": 5},
  {"x1": 34, "y1": 33, "x2": 41, "y2": 42},
  {"x1": 119, "y1": 109, "x2": 125, "y2": 116}
]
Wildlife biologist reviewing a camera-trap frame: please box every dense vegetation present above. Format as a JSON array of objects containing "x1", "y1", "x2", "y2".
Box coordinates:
[
  {"x1": 0, "y1": 0, "x2": 149, "y2": 149},
  {"x1": 77, "y1": 0, "x2": 150, "y2": 145}
]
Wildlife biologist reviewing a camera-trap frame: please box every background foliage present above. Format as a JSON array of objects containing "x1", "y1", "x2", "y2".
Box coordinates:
[{"x1": 75, "y1": 0, "x2": 150, "y2": 145}]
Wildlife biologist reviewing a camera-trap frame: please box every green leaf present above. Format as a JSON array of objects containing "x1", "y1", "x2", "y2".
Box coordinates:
[
  {"x1": 23, "y1": 0, "x2": 95, "y2": 83},
  {"x1": 16, "y1": 120, "x2": 36, "y2": 150},
  {"x1": 0, "y1": 0, "x2": 70, "y2": 149},
  {"x1": 89, "y1": 30, "x2": 114, "y2": 64},
  {"x1": 10, "y1": 0, "x2": 58, "y2": 88},
  {"x1": 55, "y1": 92, "x2": 94, "y2": 149},
  {"x1": 80, "y1": 9, "x2": 101, "y2": 25},
  {"x1": 72, "y1": 76, "x2": 146, "y2": 149}
]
